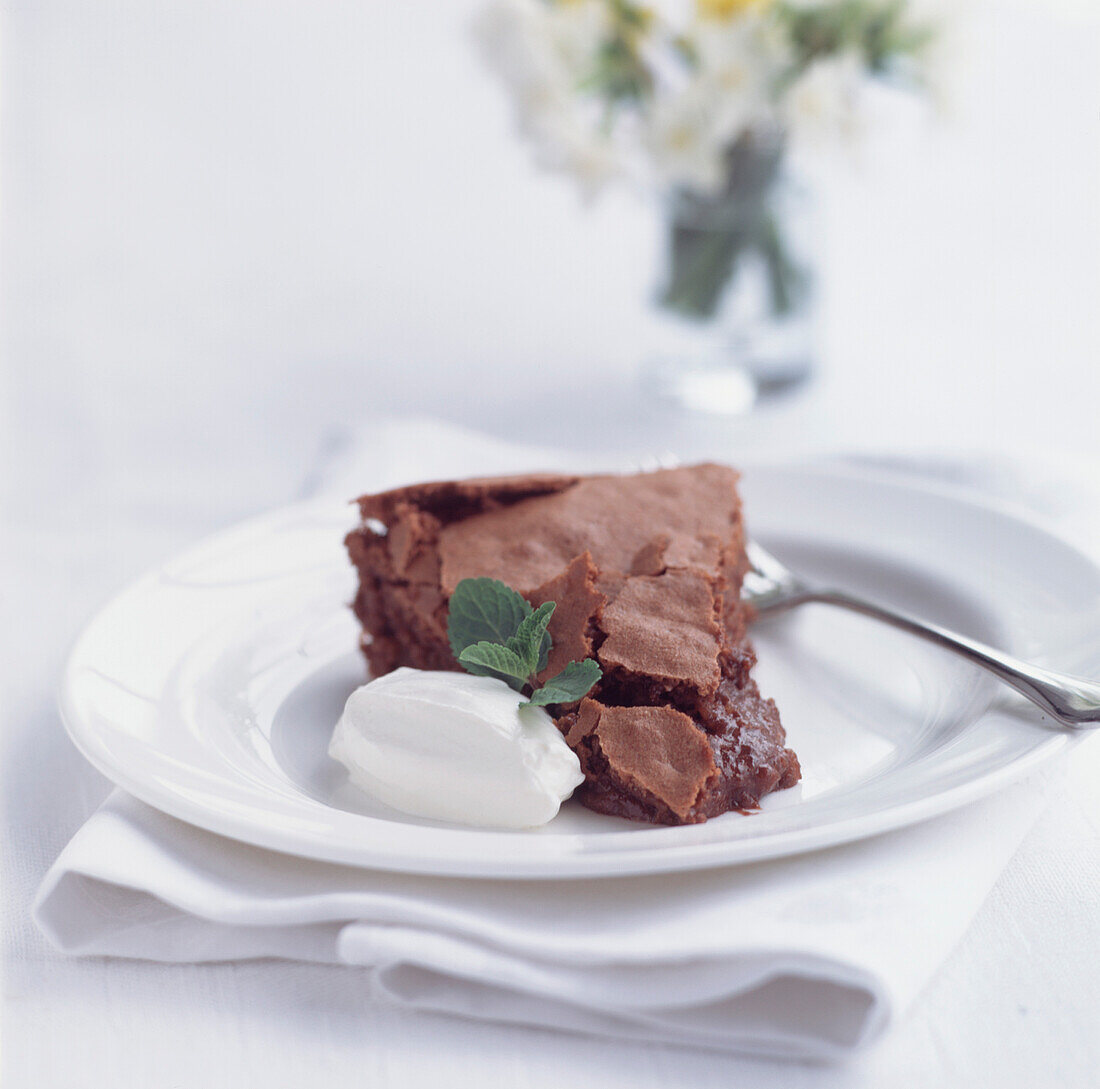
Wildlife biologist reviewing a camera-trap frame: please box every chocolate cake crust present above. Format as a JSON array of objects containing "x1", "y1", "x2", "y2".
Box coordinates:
[{"x1": 346, "y1": 464, "x2": 800, "y2": 825}]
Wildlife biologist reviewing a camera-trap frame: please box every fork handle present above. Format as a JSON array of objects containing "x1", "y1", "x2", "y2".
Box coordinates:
[{"x1": 767, "y1": 589, "x2": 1100, "y2": 729}]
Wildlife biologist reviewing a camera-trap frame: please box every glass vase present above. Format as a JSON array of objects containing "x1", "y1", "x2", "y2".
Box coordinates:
[{"x1": 643, "y1": 131, "x2": 816, "y2": 415}]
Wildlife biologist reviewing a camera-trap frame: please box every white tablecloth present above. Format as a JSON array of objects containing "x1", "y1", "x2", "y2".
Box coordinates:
[{"x1": 3, "y1": 1, "x2": 1099, "y2": 1086}]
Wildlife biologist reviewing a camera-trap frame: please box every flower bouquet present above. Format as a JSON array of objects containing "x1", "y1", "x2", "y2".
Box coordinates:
[{"x1": 477, "y1": 0, "x2": 936, "y2": 410}]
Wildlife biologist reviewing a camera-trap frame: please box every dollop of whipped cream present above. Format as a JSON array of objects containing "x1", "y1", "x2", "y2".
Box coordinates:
[{"x1": 329, "y1": 668, "x2": 585, "y2": 828}]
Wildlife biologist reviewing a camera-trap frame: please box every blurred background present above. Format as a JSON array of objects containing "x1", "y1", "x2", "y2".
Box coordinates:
[{"x1": 3, "y1": 0, "x2": 1099, "y2": 532}]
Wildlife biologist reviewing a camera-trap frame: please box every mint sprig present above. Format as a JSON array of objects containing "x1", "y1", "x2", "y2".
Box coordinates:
[
  {"x1": 448, "y1": 577, "x2": 601, "y2": 707},
  {"x1": 457, "y1": 642, "x2": 532, "y2": 689},
  {"x1": 525, "y1": 659, "x2": 602, "y2": 706},
  {"x1": 447, "y1": 577, "x2": 534, "y2": 657}
]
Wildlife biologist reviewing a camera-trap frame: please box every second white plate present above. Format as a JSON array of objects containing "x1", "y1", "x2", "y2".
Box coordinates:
[{"x1": 59, "y1": 462, "x2": 1098, "y2": 877}]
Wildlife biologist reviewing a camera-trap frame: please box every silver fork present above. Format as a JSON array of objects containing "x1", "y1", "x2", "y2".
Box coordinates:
[{"x1": 742, "y1": 540, "x2": 1100, "y2": 729}]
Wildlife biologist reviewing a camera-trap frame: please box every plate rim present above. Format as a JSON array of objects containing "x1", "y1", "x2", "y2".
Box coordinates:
[{"x1": 58, "y1": 459, "x2": 1094, "y2": 878}]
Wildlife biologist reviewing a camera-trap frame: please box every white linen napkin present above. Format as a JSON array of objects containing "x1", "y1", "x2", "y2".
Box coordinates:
[
  {"x1": 33, "y1": 786, "x2": 1045, "y2": 1060},
  {"x1": 33, "y1": 416, "x2": 1088, "y2": 1061}
]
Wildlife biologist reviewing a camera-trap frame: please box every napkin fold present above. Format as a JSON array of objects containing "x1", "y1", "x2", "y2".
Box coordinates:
[
  {"x1": 35, "y1": 787, "x2": 1044, "y2": 1060},
  {"x1": 35, "y1": 415, "x2": 1085, "y2": 1061}
]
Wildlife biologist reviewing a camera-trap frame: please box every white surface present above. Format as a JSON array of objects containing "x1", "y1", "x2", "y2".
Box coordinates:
[
  {"x1": 30, "y1": 785, "x2": 1043, "y2": 1062},
  {"x1": 329, "y1": 669, "x2": 583, "y2": 829},
  {"x1": 55, "y1": 461, "x2": 1096, "y2": 876},
  {"x1": 3, "y1": 0, "x2": 1100, "y2": 1085}
]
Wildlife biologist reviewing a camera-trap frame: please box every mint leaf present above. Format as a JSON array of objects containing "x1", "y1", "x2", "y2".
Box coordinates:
[
  {"x1": 526, "y1": 659, "x2": 602, "y2": 707},
  {"x1": 447, "y1": 578, "x2": 532, "y2": 658},
  {"x1": 458, "y1": 641, "x2": 530, "y2": 692},
  {"x1": 448, "y1": 578, "x2": 599, "y2": 704},
  {"x1": 506, "y1": 601, "x2": 555, "y2": 676}
]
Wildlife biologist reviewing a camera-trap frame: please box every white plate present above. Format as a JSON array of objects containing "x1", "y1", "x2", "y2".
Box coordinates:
[{"x1": 59, "y1": 463, "x2": 1099, "y2": 877}]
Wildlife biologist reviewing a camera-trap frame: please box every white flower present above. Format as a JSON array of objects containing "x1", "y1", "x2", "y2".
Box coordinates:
[
  {"x1": 528, "y1": 110, "x2": 623, "y2": 198},
  {"x1": 543, "y1": 0, "x2": 614, "y2": 70},
  {"x1": 474, "y1": 0, "x2": 625, "y2": 196},
  {"x1": 643, "y1": 9, "x2": 787, "y2": 193},
  {"x1": 781, "y1": 51, "x2": 866, "y2": 147},
  {"x1": 691, "y1": 15, "x2": 782, "y2": 141},
  {"x1": 475, "y1": 0, "x2": 938, "y2": 198},
  {"x1": 474, "y1": 0, "x2": 575, "y2": 122},
  {"x1": 646, "y1": 82, "x2": 729, "y2": 193}
]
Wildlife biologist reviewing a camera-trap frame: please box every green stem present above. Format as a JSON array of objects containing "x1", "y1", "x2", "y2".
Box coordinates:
[{"x1": 657, "y1": 132, "x2": 789, "y2": 322}]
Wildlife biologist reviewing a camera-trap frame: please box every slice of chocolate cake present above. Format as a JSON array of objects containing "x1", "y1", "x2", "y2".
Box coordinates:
[{"x1": 345, "y1": 464, "x2": 800, "y2": 826}]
